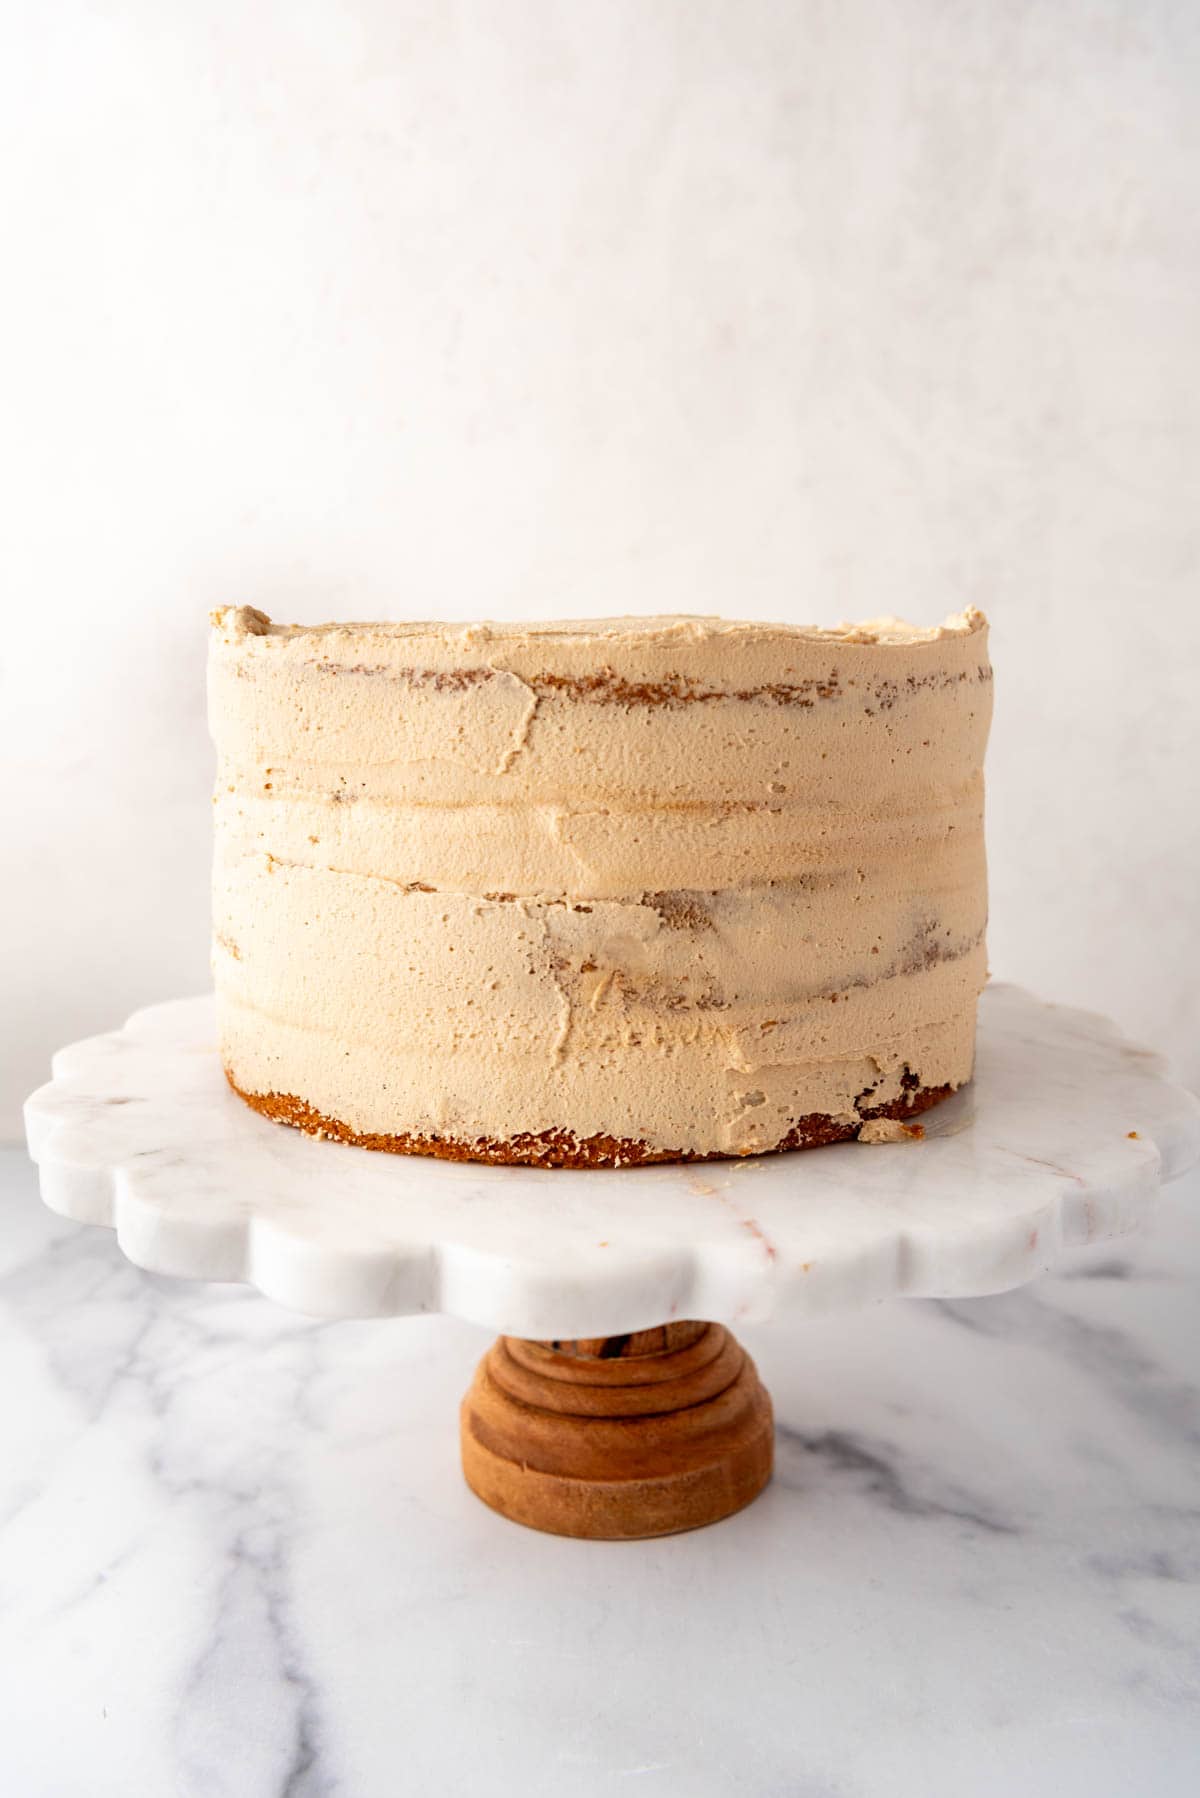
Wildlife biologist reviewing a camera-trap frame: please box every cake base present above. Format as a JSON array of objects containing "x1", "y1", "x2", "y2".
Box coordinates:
[
  {"x1": 225, "y1": 1071, "x2": 954, "y2": 1168},
  {"x1": 459, "y1": 1322, "x2": 774, "y2": 1538}
]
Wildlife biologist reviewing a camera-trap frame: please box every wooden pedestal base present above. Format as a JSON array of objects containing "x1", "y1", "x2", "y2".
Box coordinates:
[{"x1": 460, "y1": 1321, "x2": 774, "y2": 1539}]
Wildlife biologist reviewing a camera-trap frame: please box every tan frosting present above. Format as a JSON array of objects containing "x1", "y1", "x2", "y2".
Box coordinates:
[{"x1": 209, "y1": 606, "x2": 992, "y2": 1157}]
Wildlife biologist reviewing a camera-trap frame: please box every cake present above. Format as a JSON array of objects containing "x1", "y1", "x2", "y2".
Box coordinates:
[{"x1": 209, "y1": 607, "x2": 992, "y2": 1166}]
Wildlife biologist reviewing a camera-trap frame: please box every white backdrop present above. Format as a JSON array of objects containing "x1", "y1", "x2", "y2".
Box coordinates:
[{"x1": 2, "y1": 0, "x2": 1198, "y2": 1138}]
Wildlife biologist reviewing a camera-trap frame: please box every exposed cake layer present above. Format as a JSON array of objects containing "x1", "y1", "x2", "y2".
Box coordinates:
[
  {"x1": 225, "y1": 1074, "x2": 955, "y2": 1168},
  {"x1": 209, "y1": 607, "x2": 992, "y2": 1160}
]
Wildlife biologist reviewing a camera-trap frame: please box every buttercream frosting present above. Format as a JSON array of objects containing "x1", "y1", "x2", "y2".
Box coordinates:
[{"x1": 209, "y1": 607, "x2": 992, "y2": 1159}]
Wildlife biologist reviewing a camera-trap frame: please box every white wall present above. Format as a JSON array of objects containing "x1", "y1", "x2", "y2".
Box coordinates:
[{"x1": 3, "y1": 0, "x2": 1198, "y2": 1137}]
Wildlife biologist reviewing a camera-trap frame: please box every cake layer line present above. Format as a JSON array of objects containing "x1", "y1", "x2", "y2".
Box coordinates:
[
  {"x1": 212, "y1": 780, "x2": 985, "y2": 897},
  {"x1": 213, "y1": 854, "x2": 987, "y2": 1026}
]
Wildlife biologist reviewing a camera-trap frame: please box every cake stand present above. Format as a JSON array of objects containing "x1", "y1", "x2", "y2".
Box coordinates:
[{"x1": 24, "y1": 985, "x2": 1200, "y2": 1540}]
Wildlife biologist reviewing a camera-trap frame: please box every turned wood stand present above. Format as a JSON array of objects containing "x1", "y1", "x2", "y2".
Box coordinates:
[{"x1": 460, "y1": 1321, "x2": 774, "y2": 1539}]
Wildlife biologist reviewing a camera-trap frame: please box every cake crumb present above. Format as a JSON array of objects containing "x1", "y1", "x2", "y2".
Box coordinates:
[{"x1": 857, "y1": 1117, "x2": 925, "y2": 1144}]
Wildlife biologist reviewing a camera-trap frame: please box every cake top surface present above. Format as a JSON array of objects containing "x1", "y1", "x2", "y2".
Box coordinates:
[{"x1": 212, "y1": 606, "x2": 985, "y2": 651}]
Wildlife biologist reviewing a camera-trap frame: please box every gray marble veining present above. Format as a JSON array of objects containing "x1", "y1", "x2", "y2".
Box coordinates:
[{"x1": 1, "y1": 1147, "x2": 1198, "y2": 1796}]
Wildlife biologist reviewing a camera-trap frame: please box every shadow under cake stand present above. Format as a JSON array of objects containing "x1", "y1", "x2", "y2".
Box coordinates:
[{"x1": 24, "y1": 985, "x2": 1200, "y2": 1540}]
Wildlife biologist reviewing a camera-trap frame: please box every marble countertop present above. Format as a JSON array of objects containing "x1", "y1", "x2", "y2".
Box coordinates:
[{"x1": 1, "y1": 1143, "x2": 1197, "y2": 1797}]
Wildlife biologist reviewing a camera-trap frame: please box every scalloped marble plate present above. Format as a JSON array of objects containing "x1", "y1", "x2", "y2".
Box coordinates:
[{"x1": 23, "y1": 984, "x2": 1200, "y2": 1338}]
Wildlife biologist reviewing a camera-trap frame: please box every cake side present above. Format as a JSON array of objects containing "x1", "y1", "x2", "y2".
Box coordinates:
[{"x1": 209, "y1": 608, "x2": 991, "y2": 1164}]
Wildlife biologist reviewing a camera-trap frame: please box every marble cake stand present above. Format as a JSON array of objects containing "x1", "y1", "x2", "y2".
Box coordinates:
[{"x1": 24, "y1": 984, "x2": 1200, "y2": 1540}]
